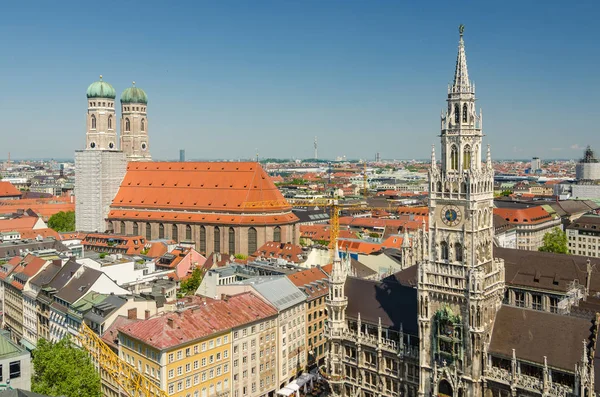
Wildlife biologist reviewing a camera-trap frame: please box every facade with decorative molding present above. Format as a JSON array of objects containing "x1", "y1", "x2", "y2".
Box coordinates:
[{"x1": 323, "y1": 26, "x2": 600, "y2": 397}]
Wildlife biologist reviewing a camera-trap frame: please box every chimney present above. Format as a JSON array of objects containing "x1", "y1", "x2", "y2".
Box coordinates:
[
  {"x1": 127, "y1": 308, "x2": 137, "y2": 320},
  {"x1": 145, "y1": 309, "x2": 150, "y2": 320},
  {"x1": 167, "y1": 318, "x2": 174, "y2": 328}
]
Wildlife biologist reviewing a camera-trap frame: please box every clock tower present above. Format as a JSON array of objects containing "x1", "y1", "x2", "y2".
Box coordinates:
[{"x1": 417, "y1": 26, "x2": 505, "y2": 397}]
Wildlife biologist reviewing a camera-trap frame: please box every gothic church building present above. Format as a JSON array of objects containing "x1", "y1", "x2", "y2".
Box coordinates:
[{"x1": 325, "y1": 27, "x2": 599, "y2": 397}]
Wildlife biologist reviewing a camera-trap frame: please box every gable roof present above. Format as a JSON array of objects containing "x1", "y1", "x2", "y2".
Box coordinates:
[
  {"x1": 237, "y1": 276, "x2": 306, "y2": 311},
  {"x1": 489, "y1": 305, "x2": 592, "y2": 371},
  {"x1": 119, "y1": 292, "x2": 277, "y2": 350},
  {"x1": 286, "y1": 267, "x2": 329, "y2": 300},
  {"x1": 54, "y1": 267, "x2": 102, "y2": 304},
  {"x1": 0, "y1": 182, "x2": 22, "y2": 198},
  {"x1": 494, "y1": 206, "x2": 555, "y2": 225},
  {"x1": 110, "y1": 161, "x2": 296, "y2": 216}
]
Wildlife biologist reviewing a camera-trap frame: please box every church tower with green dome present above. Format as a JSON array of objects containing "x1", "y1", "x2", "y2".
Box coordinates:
[
  {"x1": 120, "y1": 82, "x2": 151, "y2": 161},
  {"x1": 85, "y1": 75, "x2": 118, "y2": 151},
  {"x1": 76, "y1": 75, "x2": 128, "y2": 232}
]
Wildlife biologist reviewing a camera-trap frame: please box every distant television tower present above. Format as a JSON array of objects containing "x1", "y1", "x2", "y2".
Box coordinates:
[{"x1": 314, "y1": 136, "x2": 318, "y2": 160}]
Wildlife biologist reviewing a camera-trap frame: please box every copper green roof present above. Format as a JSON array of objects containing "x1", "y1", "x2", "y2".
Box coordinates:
[
  {"x1": 121, "y1": 82, "x2": 148, "y2": 104},
  {"x1": 86, "y1": 75, "x2": 116, "y2": 99}
]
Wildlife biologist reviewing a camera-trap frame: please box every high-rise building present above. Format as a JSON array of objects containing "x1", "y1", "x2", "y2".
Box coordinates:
[
  {"x1": 180, "y1": 149, "x2": 186, "y2": 162},
  {"x1": 531, "y1": 156, "x2": 541, "y2": 172}
]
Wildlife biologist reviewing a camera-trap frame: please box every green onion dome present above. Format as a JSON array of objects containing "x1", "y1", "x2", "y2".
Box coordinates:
[
  {"x1": 121, "y1": 82, "x2": 148, "y2": 104},
  {"x1": 86, "y1": 75, "x2": 116, "y2": 99}
]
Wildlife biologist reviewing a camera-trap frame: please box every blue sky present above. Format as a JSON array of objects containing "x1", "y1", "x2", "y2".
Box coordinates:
[{"x1": 0, "y1": 0, "x2": 597, "y2": 161}]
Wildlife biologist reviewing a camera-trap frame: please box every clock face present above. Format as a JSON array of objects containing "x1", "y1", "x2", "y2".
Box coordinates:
[{"x1": 441, "y1": 205, "x2": 462, "y2": 227}]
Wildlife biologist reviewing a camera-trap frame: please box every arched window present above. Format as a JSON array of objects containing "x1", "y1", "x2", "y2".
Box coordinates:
[
  {"x1": 158, "y1": 223, "x2": 164, "y2": 239},
  {"x1": 273, "y1": 226, "x2": 281, "y2": 243},
  {"x1": 185, "y1": 224, "x2": 192, "y2": 240},
  {"x1": 214, "y1": 227, "x2": 221, "y2": 253},
  {"x1": 91, "y1": 115, "x2": 96, "y2": 129},
  {"x1": 440, "y1": 241, "x2": 449, "y2": 260},
  {"x1": 248, "y1": 227, "x2": 257, "y2": 254},
  {"x1": 462, "y1": 103, "x2": 468, "y2": 123},
  {"x1": 172, "y1": 224, "x2": 178, "y2": 242},
  {"x1": 199, "y1": 226, "x2": 206, "y2": 253},
  {"x1": 450, "y1": 145, "x2": 459, "y2": 170},
  {"x1": 120, "y1": 221, "x2": 126, "y2": 234},
  {"x1": 133, "y1": 222, "x2": 139, "y2": 235},
  {"x1": 202, "y1": 388, "x2": 207, "y2": 397},
  {"x1": 108, "y1": 116, "x2": 112, "y2": 130},
  {"x1": 146, "y1": 223, "x2": 152, "y2": 240},
  {"x1": 437, "y1": 181, "x2": 442, "y2": 192},
  {"x1": 463, "y1": 145, "x2": 472, "y2": 169},
  {"x1": 229, "y1": 227, "x2": 235, "y2": 254},
  {"x1": 454, "y1": 104, "x2": 459, "y2": 124},
  {"x1": 141, "y1": 119, "x2": 145, "y2": 131},
  {"x1": 125, "y1": 118, "x2": 131, "y2": 132},
  {"x1": 455, "y1": 243, "x2": 463, "y2": 262}
]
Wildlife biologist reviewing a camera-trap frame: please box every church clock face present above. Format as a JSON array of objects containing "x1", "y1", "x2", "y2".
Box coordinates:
[{"x1": 441, "y1": 205, "x2": 462, "y2": 227}]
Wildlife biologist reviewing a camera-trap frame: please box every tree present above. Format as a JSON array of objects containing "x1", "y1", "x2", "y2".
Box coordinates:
[
  {"x1": 47, "y1": 211, "x2": 75, "y2": 232},
  {"x1": 179, "y1": 267, "x2": 204, "y2": 296},
  {"x1": 32, "y1": 337, "x2": 101, "y2": 397},
  {"x1": 539, "y1": 227, "x2": 568, "y2": 254}
]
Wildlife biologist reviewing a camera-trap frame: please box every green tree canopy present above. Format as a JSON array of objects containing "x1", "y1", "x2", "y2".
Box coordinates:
[
  {"x1": 32, "y1": 337, "x2": 101, "y2": 397},
  {"x1": 539, "y1": 227, "x2": 569, "y2": 254},
  {"x1": 179, "y1": 267, "x2": 204, "y2": 296},
  {"x1": 47, "y1": 211, "x2": 75, "y2": 232}
]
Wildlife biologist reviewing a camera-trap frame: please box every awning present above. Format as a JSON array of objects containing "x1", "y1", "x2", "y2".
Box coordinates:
[
  {"x1": 19, "y1": 338, "x2": 36, "y2": 351},
  {"x1": 276, "y1": 388, "x2": 296, "y2": 397}
]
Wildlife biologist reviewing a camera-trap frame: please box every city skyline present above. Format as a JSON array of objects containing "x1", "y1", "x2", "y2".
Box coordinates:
[{"x1": 0, "y1": 0, "x2": 598, "y2": 160}]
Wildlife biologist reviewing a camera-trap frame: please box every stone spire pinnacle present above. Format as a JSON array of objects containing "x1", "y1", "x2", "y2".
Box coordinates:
[
  {"x1": 431, "y1": 145, "x2": 436, "y2": 167},
  {"x1": 452, "y1": 24, "x2": 472, "y2": 94}
]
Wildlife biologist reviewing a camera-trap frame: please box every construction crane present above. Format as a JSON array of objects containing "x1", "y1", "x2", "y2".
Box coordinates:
[
  {"x1": 78, "y1": 322, "x2": 168, "y2": 397},
  {"x1": 243, "y1": 198, "x2": 389, "y2": 255}
]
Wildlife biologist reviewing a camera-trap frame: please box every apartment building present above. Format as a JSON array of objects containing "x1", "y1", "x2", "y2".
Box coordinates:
[
  {"x1": 566, "y1": 214, "x2": 600, "y2": 257},
  {"x1": 231, "y1": 299, "x2": 278, "y2": 397},
  {"x1": 0, "y1": 254, "x2": 49, "y2": 343},
  {"x1": 286, "y1": 267, "x2": 329, "y2": 367},
  {"x1": 118, "y1": 293, "x2": 277, "y2": 397},
  {"x1": 494, "y1": 206, "x2": 561, "y2": 250},
  {"x1": 216, "y1": 276, "x2": 307, "y2": 388}
]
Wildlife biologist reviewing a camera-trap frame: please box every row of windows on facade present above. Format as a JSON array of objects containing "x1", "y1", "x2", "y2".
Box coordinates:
[
  {"x1": 90, "y1": 115, "x2": 145, "y2": 132},
  {"x1": 448, "y1": 145, "x2": 473, "y2": 170},
  {"x1": 88, "y1": 102, "x2": 146, "y2": 113},
  {"x1": 168, "y1": 353, "x2": 229, "y2": 379},
  {"x1": 127, "y1": 223, "x2": 282, "y2": 254},
  {"x1": 168, "y1": 376, "x2": 229, "y2": 396}
]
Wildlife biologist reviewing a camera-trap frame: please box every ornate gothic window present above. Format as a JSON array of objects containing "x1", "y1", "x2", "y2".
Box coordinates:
[
  {"x1": 186, "y1": 224, "x2": 192, "y2": 240},
  {"x1": 214, "y1": 227, "x2": 221, "y2": 253},
  {"x1": 158, "y1": 223, "x2": 164, "y2": 239},
  {"x1": 199, "y1": 226, "x2": 206, "y2": 252},
  {"x1": 172, "y1": 224, "x2": 178, "y2": 242},
  {"x1": 273, "y1": 226, "x2": 281, "y2": 243},
  {"x1": 455, "y1": 243, "x2": 463, "y2": 262},
  {"x1": 440, "y1": 241, "x2": 449, "y2": 260},
  {"x1": 463, "y1": 145, "x2": 471, "y2": 169},
  {"x1": 125, "y1": 118, "x2": 131, "y2": 132},
  {"x1": 120, "y1": 221, "x2": 126, "y2": 234},
  {"x1": 450, "y1": 146, "x2": 459, "y2": 170},
  {"x1": 146, "y1": 223, "x2": 152, "y2": 240},
  {"x1": 454, "y1": 105, "x2": 459, "y2": 124},
  {"x1": 229, "y1": 227, "x2": 235, "y2": 254},
  {"x1": 91, "y1": 115, "x2": 96, "y2": 129},
  {"x1": 462, "y1": 103, "x2": 468, "y2": 123},
  {"x1": 133, "y1": 222, "x2": 139, "y2": 236},
  {"x1": 434, "y1": 307, "x2": 463, "y2": 366},
  {"x1": 248, "y1": 227, "x2": 257, "y2": 254},
  {"x1": 141, "y1": 119, "x2": 145, "y2": 131},
  {"x1": 108, "y1": 116, "x2": 112, "y2": 130}
]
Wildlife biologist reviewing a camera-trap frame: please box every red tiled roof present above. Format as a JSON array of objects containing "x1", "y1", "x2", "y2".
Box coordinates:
[
  {"x1": 0, "y1": 182, "x2": 22, "y2": 198},
  {"x1": 0, "y1": 216, "x2": 40, "y2": 232},
  {"x1": 286, "y1": 267, "x2": 329, "y2": 300},
  {"x1": 16, "y1": 228, "x2": 60, "y2": 240},
  {"x1": 83, "y1": 233, "x2": 146, "y2": 255},
  {"x1": 337, "y1": 239, "x2": 382, "y2": 254},
  {"x1": 251, "y1": 242, "x2": 304, "y2": 263},
  {"x1": 9, "y1": 254, "x2": 48, "y2": 290},
  {"x1": 299, "y1": 225, "x2": 356, "y2": 242},
  {"x1": 119, "y1": 292, "x2": 277, "y2": 350},
  {"x1": 110, "y1": 162, "x2": 295, "y2": 215},
  {"x1": 0, "y1": 197, "x2": 73, "y2": 221},
  {"x1": 494, "y1": 207, "x2": 554, "y2": 225}
]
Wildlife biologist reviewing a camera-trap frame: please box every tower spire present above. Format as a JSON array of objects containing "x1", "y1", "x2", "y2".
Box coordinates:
[{"x1": 452, "y1": 24, "x2": 472, "y2": 94}]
